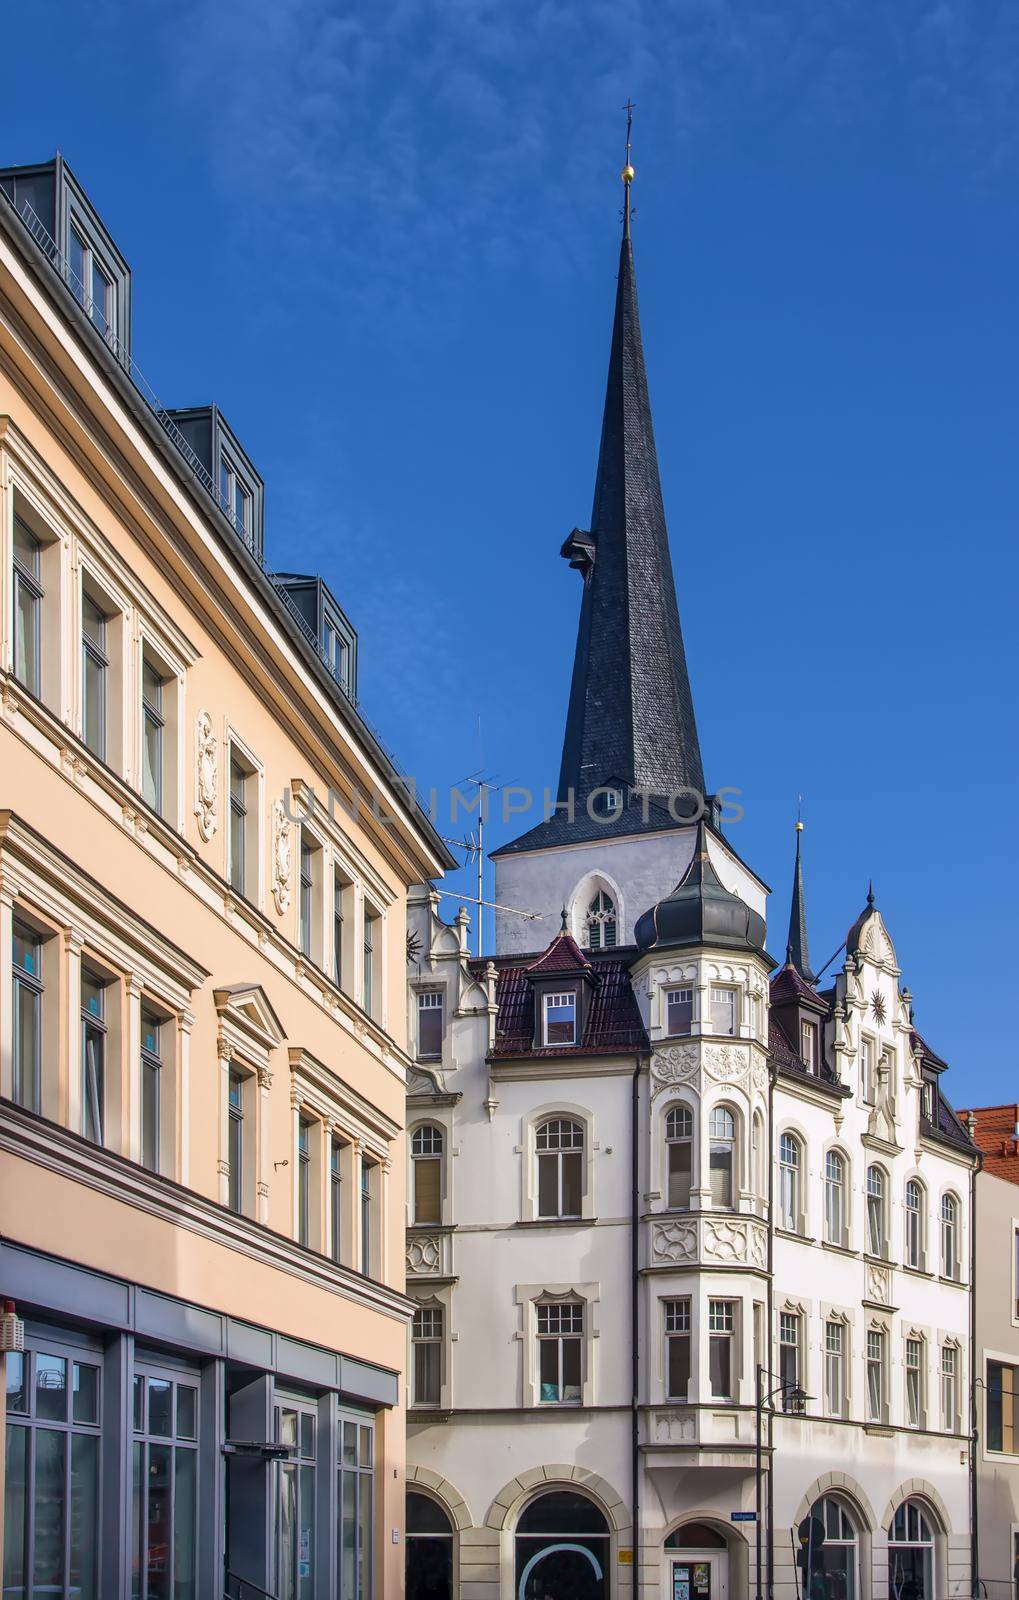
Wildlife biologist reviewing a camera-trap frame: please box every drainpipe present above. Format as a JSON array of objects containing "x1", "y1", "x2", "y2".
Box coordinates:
[
  {"x1": 969, "y1": 1139, "x2": 982, "y2": 1598},
  {"x1": 632, "y1": 1053, "x2": 643, "y2": 1595},
  {"x1": 766, "y1": 1062, "x2": 776, "y2": 1600}
]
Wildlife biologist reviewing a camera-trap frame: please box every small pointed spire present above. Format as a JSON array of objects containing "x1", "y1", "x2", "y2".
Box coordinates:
[
  {"x1": 867, "y1": 881, "x2": 875, "y2": 908},
  {"x1": 785, "y1": 811, "x2": 815, "y2": 982},
  {"x1": 621, "y1": 99, "x2": 635, "y2": 239},
  {"x1": 560, "y1": 905, "x2": 569, "y2": 933}
]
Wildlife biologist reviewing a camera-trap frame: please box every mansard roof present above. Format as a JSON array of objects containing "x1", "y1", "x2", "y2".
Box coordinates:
[
  {"x1": 958, "y1": 1103, "x2": 1019, "y2": 1179},
  {"x1": 486, "y1": 949, "x2": 647, "y2": 1060}
]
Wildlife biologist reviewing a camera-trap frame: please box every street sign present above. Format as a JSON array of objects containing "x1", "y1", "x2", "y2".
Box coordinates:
[{"x1": 731, "y1": 1512, "x2": 757, "y2": 1522}]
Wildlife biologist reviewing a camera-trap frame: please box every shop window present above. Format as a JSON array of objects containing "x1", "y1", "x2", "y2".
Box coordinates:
[
  {"x1": 131, "y1": 1360, "x2": 199, "y2": 1598},
  {"x1": 338, "y1": 1415, "x2": 374, "y2": 1600}
]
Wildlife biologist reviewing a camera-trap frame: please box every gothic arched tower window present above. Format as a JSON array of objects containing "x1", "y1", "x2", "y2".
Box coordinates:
[{"x1": 585, "y1": 890, "x2": 617, "y2": 950}]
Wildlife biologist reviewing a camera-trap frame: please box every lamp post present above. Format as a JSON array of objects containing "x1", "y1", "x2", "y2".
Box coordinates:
[{"x1": 756, "y1": 1365, "x2": 810, "y2": 1600}]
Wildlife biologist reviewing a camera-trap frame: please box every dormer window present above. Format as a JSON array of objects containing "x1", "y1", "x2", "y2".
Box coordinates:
[
  {"x1": 543, "y1": 991, "x2": 577, "y2": 1047},
  {"x1": 592, "y1": 786, "x2": 623, "y2": 817},
  {"x1": 921, "y1": 1081, "x2": 934, "y2": 1122},
  {"x1": 800, "y1": 1021, "x2": 817, "y2": 1071},
  {"x1": 219, "y1": 455, "x2": 252, "y2": 544},
  {"x1": 666, "y1": 987, "x2": 693, "y2": 1037}
]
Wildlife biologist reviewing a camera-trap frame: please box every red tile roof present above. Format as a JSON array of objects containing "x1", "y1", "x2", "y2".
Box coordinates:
[
  {"x1": 956, "y1": 1103, "x2": 1019, "y2": 1182},
  {"x1": 489, "y1": 953, "x2": 648, "y2": 1060},
  {"x1": 525, "y1": 930, "x2": 593, "y2": 977}
]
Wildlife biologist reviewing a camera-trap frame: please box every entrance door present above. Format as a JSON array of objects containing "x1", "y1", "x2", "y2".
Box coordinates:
[{"x1": 671, "y1": 1553, "x2": 727, "y2": 1600}]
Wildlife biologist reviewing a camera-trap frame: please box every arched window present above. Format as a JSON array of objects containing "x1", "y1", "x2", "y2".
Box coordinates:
[
  {"x1": 905, "y1": 1180, "x2": 925, "y2": 1270},
  {"x1": 585, "y1": 890, "x2": 617, "y2": 951},
  {"x1": 708, "y1": 1107, "x2": 736, "y2": 1208},
  {"x1": 665, "y1": 1523, "x2": 727, "y2": 1549},
  {"x1": 536, "y1": 1118, "x2": 584, "y2": 1219},
  {"x1": 888, "y1": 1500, "x2": 935, "y2": 1600},
  {"x1": 516, "y1": 1491, "x2": 609, "y2": 1599},
  {"x1": 866, "y1": 1165, "x2": 886, "y2": 1257},
  {"x1": 808, "y1": 1497, "x2": 859, "y2": 1600},
  {"x1": 941, "y1": 1193, "x2": 960, "y2": 1279},
  {"x1": 778, "y1": 1133, "x2": 801, "y2": 1232},
  {"x1": 666, "y1": 1106, "x2": 693, "y2": 1209},
  {"x1": 411, "y1": 1124, "x2": 444, "y2": 1225},
  {"x1": 406, "y1": 1490, "x2": 453, "y2": 1600},
  {"x1": 824, "y1": 1151, "x2": 846, "y2": 1245}
]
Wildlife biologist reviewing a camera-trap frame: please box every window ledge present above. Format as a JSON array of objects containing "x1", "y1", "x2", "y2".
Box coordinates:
[
  {"x1": 820, "y1": 1240, "x2": 857, "y2": 1258},
  {"x1": 775, "y1": 1228, "x2": 816, "y2": 1245},
  {"x1": 516, "y1": 1216, "x2": 595, "y2": 1228},
  {"x1": 864, "y1": 1423, "x2": 893, "y2": 1436}
]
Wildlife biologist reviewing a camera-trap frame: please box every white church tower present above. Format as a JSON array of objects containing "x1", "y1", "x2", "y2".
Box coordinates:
[{"x1": 403, "y1": 139, "x2": 976, "y2": 1600}]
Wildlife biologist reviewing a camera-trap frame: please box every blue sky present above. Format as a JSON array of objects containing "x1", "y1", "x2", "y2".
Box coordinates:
[{"x1": 5, "y1": 0, "x2": 1018, "y2": 1103}]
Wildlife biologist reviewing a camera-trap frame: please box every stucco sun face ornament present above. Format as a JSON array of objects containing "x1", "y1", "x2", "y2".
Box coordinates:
[{"x1": 871, "y1": 991, "x2": 887, "y2": 1025}]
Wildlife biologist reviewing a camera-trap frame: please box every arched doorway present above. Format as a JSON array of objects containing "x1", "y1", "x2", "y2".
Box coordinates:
[
  {"x1": 888, "y1": 1500, "x2": 935, "y2": 1600},
  {"x1": 515, "y1": 1490, "x2": 610, "y2": 1600},
  {"x1": 665, "y1": 1521, "x2": 728, "y2": 1600},
  {"x1": 406, "y1": 1489, "x2": 454, "y2": 1600},
  {"x1": 805, "y1": 1496, "x2": 859, "y2": 1600}
]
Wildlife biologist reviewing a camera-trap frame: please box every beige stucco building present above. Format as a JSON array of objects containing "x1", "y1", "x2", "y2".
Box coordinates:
[{"x1": 0, "y1": 154, "x2": 452, "y2": 1597}]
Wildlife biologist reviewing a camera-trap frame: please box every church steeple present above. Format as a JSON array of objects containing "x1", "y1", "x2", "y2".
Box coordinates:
[
  {"x1": 556, "y1": 139, "x2": 705, "y2": 811},
  {"x1": 785, "y1": 818, "x2": 815, "y2": 982}
]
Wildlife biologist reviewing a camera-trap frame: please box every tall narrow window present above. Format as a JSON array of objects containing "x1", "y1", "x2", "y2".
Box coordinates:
[
  {"x1": 543, "y1": 990, "x2": 577, "y2": 1046},
  {"x1": 275, "y1": 1401, "x2": 317, "y2": 1599},
  {"x1": 12, "y1": 921, "x2": 42, "y2": 1113},
  {"x1": 299, "y1": 835, "x2": 314, "y2": 957},
  {"x1": 800, "y1": 1021, "x2": 817, "y2": 1070},
  {"x1": 411, "y1": 1125, "x2": 443, "y2": 1224},
  {"x1": 131, "y1": 1364, "x2": 200, "y2": 1599},
  {"x1": 866, "y1": 1328, "x2": 886, "y2": 1421},
  {"x1": 68, "y1": 226, "x2": 116, "y2": 339},
  {"x1": 666, "y1": 986, "x2": 693, "y2": 1036},
  {"x1": 665, "y1": 1300, "x2": 691, "y2": 1401},
  {"x1": 905, "y1": 1180, "x2": 924, "y2": 1270},
  {"x1": 330, "y1": 1138, "x2": 344, "y2": 1264},
  {"x1": 333, "y1": 871, "x2": 347, "y2": 988},
  {"x1": 987, "y1": 1361, "x2": 1019, "y2": 1452},
  {"x1": 708, "y1": 1106, "x2": 735, "y2": 1207},
  {"x1": 12, "y1": 513, "x2": 43, "y2": 696},
  {"x1": 338, "y1": 1417, "x2": 374, "y2": 1600},
  {"x1": 861, "y1": 1038, "x2": 875, "y2": 1102},
  {"x1": 778, "y1": 1133, "x2": 801, "y2": 1232},
  {"x1": 921, "y1": 1080, "x2": 934, "y2": 1122},
  {"x1": 81, "y1": 595, "x2": 108, "y2": 760},
  {"x1": 905, "y1": 1336, "x2": 924, "y2": 1427},
  {"x1": 941, "y1": 1193, "x2": 960, "y2": 1279},
  {"x1": 412, "y1": 1306, "x2": 443, "y2": 1407},
  {"x1": 866, "y1": 1166, "x2": 886, "y2": 1257},
  {"x1": 665, "y1": 1106, "x2": 693, "y2": 1209},
  {"x1": 81, "y1": 970, "x2": 107, "y2": 1146},
  {"x1": 779, "y1": 1311, "x2": 801, "y2": 1407},
  {"x1": 708, "y1": 1300, "x2": 735, "y2": 1399},
  {"x1": 220, "y1": 455, "x2": 252, "y2": 543},
  {"x1": 141, "y1": 655, "x2": 165, "y2": 814},
  {"x1": 228, "y1": 1071, "x2": 244, "y2": 1214},
  {"x1": 229, "y1": 755, "x2": 249, "y2": 895},
  {"x1": 536, "y1": 1118, "x2": 583, "y2": 1219},
  {"x1": 711, "y1": 986, "x2": 737, "y2": 1036},
  {"x1": 824, "y1": 1321, "x2": 845, "y2": 1417},
  {"x1": 362, "y1": 907, "x2": 377, "y2": 1015},
  {"x1": 360, "y1": 1156, "x2": 376, "y2": 1275},
  {"x1": 417, "y1": 992, "x2": 444, "y2": 1060},
  {"x1": 297, "y1": 1117, "x2": 312, "y2": 1247},
  {"x1": 140, "y1": 1007, "x2": 162, "y2": 1173},
  {"x1": 585, "y1": 890, "x2": 617, "y2": 950},
  {"x1": 824, "y1": 1150, "x2": 846, "y2": 1245},
  {"x1": 941, "y1": 1345, "x2": 958, "y2": 1431},
  {"x1": 536, "y1": 1300, "x2": 583, "y2": 1404}
]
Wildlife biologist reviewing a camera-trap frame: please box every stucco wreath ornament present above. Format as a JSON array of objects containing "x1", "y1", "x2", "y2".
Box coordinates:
[
  {"x1": 272, "y1": 799, "x2": 292, "y2": 914},
  {"x1": 194, "y1": 710, "x2": 219, "y2": 841}
]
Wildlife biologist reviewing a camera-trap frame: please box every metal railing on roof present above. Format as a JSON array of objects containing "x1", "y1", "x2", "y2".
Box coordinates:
[{"x1": 1, "y1": 185, "x2": 412, "y2": 779}]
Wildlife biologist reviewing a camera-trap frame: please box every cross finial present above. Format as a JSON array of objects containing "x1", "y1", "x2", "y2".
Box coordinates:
[{"x1": 621, "y1": 99, "x2": 636, "y2": 237}]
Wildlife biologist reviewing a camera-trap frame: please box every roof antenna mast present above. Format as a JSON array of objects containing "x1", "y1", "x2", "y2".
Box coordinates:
[{"x1": 621, "y1": 99, "x2": 636, "y2": 237}]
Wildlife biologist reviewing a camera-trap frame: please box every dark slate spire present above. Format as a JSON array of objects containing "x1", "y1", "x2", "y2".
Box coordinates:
[
  {"x1": 785, "y1": 819, "x2": 815, "y2": 982},
  {"x1": 556, "y1": 167, "x2": 705, "y2": 810}
]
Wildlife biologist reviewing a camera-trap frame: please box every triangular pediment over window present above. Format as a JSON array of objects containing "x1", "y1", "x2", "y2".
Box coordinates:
[{"x1": 214, "y1": 983, "x2": 286, "y2": 1067}]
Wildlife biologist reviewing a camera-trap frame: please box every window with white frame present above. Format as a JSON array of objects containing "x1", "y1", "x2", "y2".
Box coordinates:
[
  {"x1": 779, "y1": 1311, "x2": 802, "y2": 1408},
  {"x1": 227, "y1": 1069, "x2": 249, "y2": 1215},
  {"x1": 666, "y1": 986, "x2": 693, "y2": 1037},
  {"x1": 12, "y1": 512, "x2": 43, "y2": 698},
  {"x1": 80, "y1": 593, "x2": 109, "y2": 760},
  {"x1": 140, "y1": 1005, "x2": 165, "y2": 1174},
  {"x1": 710, "y1": 986, "x2": 737, "y2": 1036},
  {"x1": 299, "y1": 830, "x2": 322, "y2": 962},
  {"x1": 585, "y1": 889, "x2": 617, "y2": 950},
  {"x1": 824, "y1": 1150, "x2": 846, "y2": 1245},
  {"x1": 921, "y1": 1079, "x2": 935, "y2": 1122},
  {"x1": 866, "y1": 1328, "x2": 887, "y2": 1421},
  {"x1": 941, "y1": 1193, "x2": 960, "y2": 1279},
  {"x1": 665, "y1": 1105, "x2": 693, "y2": 1209},
  {"x1": 905, "y1": 1335, "x2": 925, "y2": 1428},
  {"x1": 411, "y1": 1124, "x2": 443, "y2": 1225},
  {"x1": 68, "y1": 224, "x2": 116, "y2": 341},
  {"x1": 297, "y1": 1115, "x2": 313, "y2": 1246},
  {"x1": 330, "y1": 1137, "x2": 345, "y2": 1264},
  {"x1": 543, "y1": 990, "x2": 577, "y2": 1047},
  {"x1": 228, "y1": 748, "x2": 257, "y2": 899},
  {"x1": 362, "y1": 905, "x2": 379, "y2": 1017},
  {"x1": 360, "y1": 1155, "x2": 378, "y2": 1275},
  {"x1": 536, "y1": 1118, "x2": 583, "y2": 1219},
  {"x1": 824, "y1": 1320, "x2": 846, "y2": 1417},
  {"x1": 905, "y1": 1180, "x2": 925, "y2": 1270},
  {"x1": 778, "y1": 1133, "x2": 801, "y2": 1232},
  {"x1": 708, "y1": 1299, "x2": 736, "y2": 1399},
  {"x1": 861, "y1": 1037, "x2": 875, "y2": 1102},
  {"x1": 333, "y1": 866, "x2": 352, "y2": 991},
  {"x1": 141, "y1": 650, "x2": 167, "y2": 816},
  {"x1": 416, "y1": 991, "x2": 443, "y2": 1061},
  {"x1": 866, "y1": 1165, "x2": 887, "y2": 1257},
  {"x1": 708, "y1": 1106, "x2": 736, "y2": 1207},
  {"x1": 412, "y1": 1305, "x2": 443, "y2": 1407},
  {"x1": 219, "y1": 453, "x2": 252, "y2": 544},
  {"x1": 941, "y1": 1345, "x2": 958, "y2": 1432},
  {"x1": 536, "y1": 1299, "x2": 583, "y2": 1404},
  {"x1": 81, "y1": 967, "x2": 109, "y2": 1146},
  {"x1": 12, "y1": 920, "x2": 43, "y2": 1114},
  {"x1": 800, "y1": 1020, "x2": 817, "y2": 1070},
  {"x1": 664, "y1": 1299, "x2": 691, "y2": 1401}
]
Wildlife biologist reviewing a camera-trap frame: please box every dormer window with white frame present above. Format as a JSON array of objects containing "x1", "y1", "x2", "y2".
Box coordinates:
[
  {"x1": 219, "y1": 454, "x2": 252, "y2": 545},
  {"x1": 68, "y1": 224, "x2": 116, "y2": 344},
  {"x1": 800, "y1": 1021, "x2": 817, "y2": 1071},
  {"x1": 543, "y1": 991, "x2": 577, "y2": 1047}
]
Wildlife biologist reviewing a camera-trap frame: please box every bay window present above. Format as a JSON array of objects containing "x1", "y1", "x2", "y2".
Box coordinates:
[
  {"x1": 412, "y1": 1305, "x2": 443, "y2": 1407},
  {"x1": 666, "y1": 986, "x2": 693, "y2": 1036},
  {"x1": 708, "y1": 1299, "x2": 735, "y2": 1399},
  {"x1": 665, "y1": 1105, "x2": 693, "y2": 1209},
  {"x1": 708, "y1": 1106, "x2": 735, "y2": 1207},
  {"x1": 411, "y1": 1124, "x2": 443, "y2": 1225},
  {"x1": 710, "y1": 985, "x2": 737, "y2": 1036},
  {"x1": 665, "y1": 1299, "x2": 691, "y2": 1400}
]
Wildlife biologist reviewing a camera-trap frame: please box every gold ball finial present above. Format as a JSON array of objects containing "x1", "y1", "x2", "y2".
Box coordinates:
[
  {"x1": 621, "y1": 163, "x2": 635, "y2": 184},
  {"x1": 795, "y1": 819, "x2": 804, "y2": 832}
]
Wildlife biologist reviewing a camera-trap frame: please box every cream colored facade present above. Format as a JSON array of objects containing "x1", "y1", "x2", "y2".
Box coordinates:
[{"x1": 0, "y1": 156, "x2": 451, "y2": 1597}]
